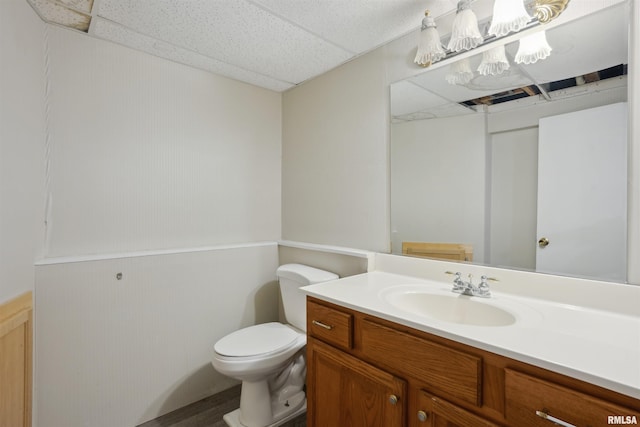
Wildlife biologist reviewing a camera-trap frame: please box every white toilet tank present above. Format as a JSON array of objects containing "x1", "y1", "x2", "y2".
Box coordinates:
[{"x1": 276, "y1": 264, "x2": 338, "y2": 332}]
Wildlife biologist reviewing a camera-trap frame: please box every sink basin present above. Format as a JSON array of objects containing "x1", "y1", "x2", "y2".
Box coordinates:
[{"x1": 381, "y1": 286, "x2": 517, "y2": 327}]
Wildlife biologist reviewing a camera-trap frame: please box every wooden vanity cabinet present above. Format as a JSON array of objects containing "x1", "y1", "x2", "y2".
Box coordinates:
[
  {"x1": 306, "y1": 299, "x2": 405, "y2": 426},
  {"x1": 306, "y1": 338, "x2": 406, "y2": 427},
  {"x1": 306, "y1": 297, "x2": 640, "y2": 427}
]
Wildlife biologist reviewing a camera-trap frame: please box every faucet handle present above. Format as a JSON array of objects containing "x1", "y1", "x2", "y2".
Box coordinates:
[
  {"x1": 445, "y1": 271, "x2": 465, "y2": 292},
  {"x1": 477, "y1": 275, "x2": 494, "y2": 297}
]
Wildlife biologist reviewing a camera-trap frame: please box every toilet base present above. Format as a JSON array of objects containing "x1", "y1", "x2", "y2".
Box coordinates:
[{"x1": 222, "y1": 402, "x2": 306, "y2": 427}]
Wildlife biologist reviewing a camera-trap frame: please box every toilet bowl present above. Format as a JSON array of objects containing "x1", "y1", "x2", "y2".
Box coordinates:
[{"x1": 211, "y1": 264, "x2": 338, "y2": 427}]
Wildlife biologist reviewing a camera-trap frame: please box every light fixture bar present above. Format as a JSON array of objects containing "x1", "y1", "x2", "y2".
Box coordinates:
[
  {"x1": 438, "y1": 16, "x2": 541, "y2": 64},
  {"x1": 414, "y1": 0, "x2": 570, "y2": 69}
]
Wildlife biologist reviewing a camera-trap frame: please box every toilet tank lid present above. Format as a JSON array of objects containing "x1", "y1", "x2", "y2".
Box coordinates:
[{"x1": 276, "y1": 263, "x2": 338, "y2": 285}]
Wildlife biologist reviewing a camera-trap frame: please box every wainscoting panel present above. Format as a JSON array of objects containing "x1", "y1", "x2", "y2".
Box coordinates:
[
  {"x1": 35, "y1": 244, "x2": 280, "y2": 427},
  {"x1": 0, "y1": 291, "x2": 33, "y2": 427}
]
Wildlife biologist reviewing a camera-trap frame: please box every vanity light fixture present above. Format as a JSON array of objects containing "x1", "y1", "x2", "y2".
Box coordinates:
[
  {"x1": 414, "y1": 10, "x2": 446, "y2": 67},
  {"x1": 531, "y1": 0, "x2": 571, "y2": 24},
  {"x1": 445, "y1": 58, "x2": 474, "y2": 85},
  {"x1": 488, "y1": 0, "x2": 532, "y2": 37},
  {"x1": 413, "y1": 0, "x2": 569, "y2": 70},
  {"x1": 515, "y1": 30, "x2": 552, "y2": 64},
  {"x1": 446, "y1": 0, "x2": 483, "y2": 52},
  {"x1": 477, "y1": 45, "x2": 510, "y2": 76}
]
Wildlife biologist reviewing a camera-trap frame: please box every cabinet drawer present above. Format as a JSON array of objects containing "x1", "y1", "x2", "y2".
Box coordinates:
[
  {"x1": 361, "y1": 319, "x2": 481, "y2": 406},
  {"x1": 415, "y1": 390, "x2": 500, "y2": 427},
  {"x1": 307, "y1": 299, "x2": 353, "y2": 350},
  {"x1": 505, "y1": 369, "x2": 638, "y2": 427}
]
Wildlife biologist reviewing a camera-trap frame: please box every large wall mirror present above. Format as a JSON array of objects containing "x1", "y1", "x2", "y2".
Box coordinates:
[{"x1": 390, "y1": 1, "x2": 632, "y2": 284}]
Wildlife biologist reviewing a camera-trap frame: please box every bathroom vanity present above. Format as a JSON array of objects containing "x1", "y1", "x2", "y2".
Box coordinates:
[{"x1": 302, "y1": 265, "x2": 640, "y2": 427}]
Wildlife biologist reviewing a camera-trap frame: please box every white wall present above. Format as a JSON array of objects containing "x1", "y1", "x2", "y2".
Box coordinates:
[
  {"x1": 282, "y1": 49, "x2": 389, "y2": 252},
  {"x1": 35, "y1": 244, "x2": 279, "y2": 427},
  {"x1": 390, "y1": 114, "x2": 486, "y2": 261},
  {"x1": 32, "y1": 22, "x2": 284, "y2": 427},
  {"x1": 0, "y1": 0, "x2": 46, "y2": 302},
  {"x1": 44, "y1": 27, "x2": 282, "y2": 257}
]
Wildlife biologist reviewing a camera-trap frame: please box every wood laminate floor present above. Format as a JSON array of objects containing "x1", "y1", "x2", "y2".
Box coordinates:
[{"x1": 138, "y1": 385, "x2": 306, "y2": 427}]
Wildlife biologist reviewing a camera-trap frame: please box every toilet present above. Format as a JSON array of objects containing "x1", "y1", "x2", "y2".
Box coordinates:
[{"x1": 211, "y1": 263, "x2": 339, "y2": 427}]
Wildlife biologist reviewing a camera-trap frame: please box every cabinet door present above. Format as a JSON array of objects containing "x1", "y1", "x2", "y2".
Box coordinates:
[
  {"x1": 415, "y1": 389, "x2": 501, "y2": 427},
  {"x1": 307, "y1": 337, "x2": 406, "y2": 427}
]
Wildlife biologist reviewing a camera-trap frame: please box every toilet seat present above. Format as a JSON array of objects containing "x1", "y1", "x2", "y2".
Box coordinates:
[{"x1": 214, "y1": 322, "x2": 304, "y2": 360}]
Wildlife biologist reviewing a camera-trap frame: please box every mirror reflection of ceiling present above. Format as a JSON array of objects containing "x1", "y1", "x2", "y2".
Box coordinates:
[{"x1": 391, "y1": 2, "x2": 629, "y2": 122}]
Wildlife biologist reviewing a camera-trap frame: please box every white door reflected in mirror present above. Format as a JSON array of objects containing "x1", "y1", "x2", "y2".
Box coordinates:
[{"x1": 535, "y1": 102, "x2": 628, "y2": 282}]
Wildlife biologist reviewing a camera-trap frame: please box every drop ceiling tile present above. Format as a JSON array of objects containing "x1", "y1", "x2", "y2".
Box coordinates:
[
  {"x1": 391, "y1": 76, "x2": 477, "y2": 121},
  {"x1": 249, "y1": 0, "x2": 453, "y2": 53},
  {"x1": 92, "y1": 17, "x2": 294, "y2": 92},
  {"x1": 96, "y1": 0, "x2": 353, "y2": 84},
  {"x1": 431, "y1": 103, "x2": 476, "y2": 118},
  {"x1": 390, "y1": 80, "x2": 450, "y2": 117},
  {"x1": 392, "y1": 103, "x2": 474, "y2": 122}
]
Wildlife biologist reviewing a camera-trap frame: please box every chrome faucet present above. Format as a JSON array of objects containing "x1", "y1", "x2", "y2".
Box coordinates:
[{"x1": 446, "y1": 271, "x2": 495, "y2": 298}]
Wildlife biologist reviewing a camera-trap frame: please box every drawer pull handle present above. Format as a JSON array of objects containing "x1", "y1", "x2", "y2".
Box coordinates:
[
  {"x1": 388, "y1": 394, "x2": 399, "y2": 405},
  {"x1": 312, "y1": 320, "x2": 333, "y2": 330},
  {"x1": 536, "y1": 410, "x2": 576, "y2": 427},
  {"x1": 417, "y1": 410, "x2": 428, "y2": 422}
]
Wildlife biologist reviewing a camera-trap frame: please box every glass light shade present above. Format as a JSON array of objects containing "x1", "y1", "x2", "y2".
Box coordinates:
[
  {"x1": 446, "y1": 58, "x2": 474, "y2": 85},
  {"x1": 447, "y1": 0, "x2": 483, "y2": 52},
  {"x1": 477, "y1": 45, "x2": 510, "y2": 76},
  {"x1": 515, "y1": 30, "x2": 552, "y2": 64},
  {"x1": 488, "y1": 0, "x2": 531, "y2": 37},
  {"x1": 414, "y1": 13, "x2": 445, "y2": 67}
]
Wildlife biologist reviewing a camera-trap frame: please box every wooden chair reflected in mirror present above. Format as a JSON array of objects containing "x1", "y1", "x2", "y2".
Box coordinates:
[{"x1": 402, "y1": 242, "x2": 473, "y2": 262}]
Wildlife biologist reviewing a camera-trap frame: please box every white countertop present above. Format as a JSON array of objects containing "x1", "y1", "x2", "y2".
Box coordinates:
[{"x1": 302, "y1": 271, "x2": 640, "y2": 399}]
